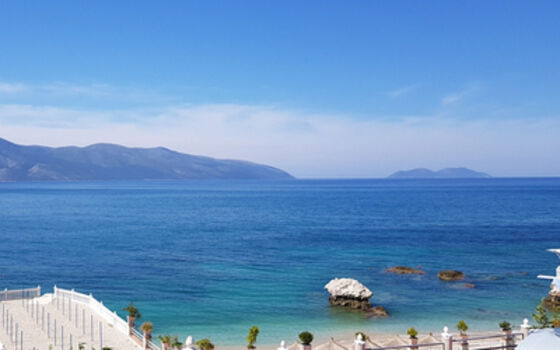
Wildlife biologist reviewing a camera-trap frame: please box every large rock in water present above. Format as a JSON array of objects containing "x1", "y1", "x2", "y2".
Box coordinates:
[
  {"x1": 438, "y1": 270, "x2": 465, "y2": 281},
  {"x1": 386, "y1": 266, "x2": 425, "y2": 275},
  {"x1": 324, "y1": 278, "x2": 374, "y2": 312}
]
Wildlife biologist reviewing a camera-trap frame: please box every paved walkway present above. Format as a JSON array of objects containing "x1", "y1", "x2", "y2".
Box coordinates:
[{"x1": 0, "y1": 294, "x2": 142, "y2": 350}]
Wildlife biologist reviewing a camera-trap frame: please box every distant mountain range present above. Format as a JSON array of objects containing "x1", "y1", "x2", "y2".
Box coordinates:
[
  {"x1": 388, "y1": 167, "x2": 491, "y2": 179},
  {"x1": 0, "y1": 138, "x2": 294, "y2": 182}
]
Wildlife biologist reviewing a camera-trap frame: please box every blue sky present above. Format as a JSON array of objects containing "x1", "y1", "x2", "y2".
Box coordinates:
[{"x1": 0, "y1": 1, "x2": 559, "y2": 177}]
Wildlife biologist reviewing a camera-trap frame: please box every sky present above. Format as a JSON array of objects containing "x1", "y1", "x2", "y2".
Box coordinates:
[{"x1": 0, "y1": 1, "x2": 559, "y2": 178}]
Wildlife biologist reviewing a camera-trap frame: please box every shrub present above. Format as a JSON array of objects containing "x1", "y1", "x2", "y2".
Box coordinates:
[
  {"x1": 407, "y1": 327, "x2": 418, "y2": 339},
  {"x1": 457, "y1": 320, "x2": 468, "y2": 334},
  {"x1": 158, "y1": 334, "x2": 172, "y2": 345},
  {"x1": 197, "y1": 339, "x2": 215, "y2": 350},
  {"x1": 172, "y1": 335, "x2": 183, "y2": 349},
  {"x1": 299, "y1": 331, "x2": 314, "y2": 345},
  {"x1": 533, "y1": 301, "x2": 550, "y2": 329},
  {"x1": 247, "y1": 326, "x2": 259, "y2": 349},
  {"x1": 140, "y1": 322, "x2": 153, "y2": 333},
  {"x1": 123, "y1": 302, "x2": 141, "y2": 319},
  {"x1": 499, "y1": 321, "x2": 511, "y2": 331}
]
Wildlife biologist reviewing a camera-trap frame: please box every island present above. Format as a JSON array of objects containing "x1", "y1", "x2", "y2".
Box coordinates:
[
  {"x1": 388, "y1": 167, "x2": 490, "y2": 179},
  {"x1": 0, "y1": 137, "x2": 294, "y2": 181}
]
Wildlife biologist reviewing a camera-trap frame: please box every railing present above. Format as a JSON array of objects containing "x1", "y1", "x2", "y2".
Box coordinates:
[
  {"x1": 367, "y1": 342, "x2": 445, "y2": 350},
  {"x1": 0, "y1": 286, "x2": 41, "y2": 301},
  {"x1": 54, "y1": 287, "x2": 162, "y2": 350},
  {"x1": 53, "y1": 286, "x2": 129, "y2": 335},
  {"x1": 130, "y1": 327, "x2": 162, "y2": 350},
  {"x1": 450, "y1": 332, "x2": 523, "y2": 350}
]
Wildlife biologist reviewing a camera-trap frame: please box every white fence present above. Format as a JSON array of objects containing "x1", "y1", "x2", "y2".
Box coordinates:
[
  {"x1": 54, "y1": 286, "x2": 162, "y2": 350},
  {"x1": 0, "y1": 286, "x2": 41, "y2": 301},
  {"x1": 54, "y1": 286, "x2": 129, "y2": 335}
]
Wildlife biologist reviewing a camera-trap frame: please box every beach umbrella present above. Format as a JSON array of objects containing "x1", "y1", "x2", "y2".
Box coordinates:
[{"x1": 516, "y1": 328, "x2": 560, "y2": 350}]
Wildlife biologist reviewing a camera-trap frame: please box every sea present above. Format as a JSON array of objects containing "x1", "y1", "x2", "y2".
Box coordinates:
[{"x1": 1, "y1": 178, "x2": 559, "y2": 345}]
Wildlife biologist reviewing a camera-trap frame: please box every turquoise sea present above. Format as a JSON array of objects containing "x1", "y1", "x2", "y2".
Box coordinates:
[{"x1": 1, "y1": 178, "x2": 559, "y2": 345}]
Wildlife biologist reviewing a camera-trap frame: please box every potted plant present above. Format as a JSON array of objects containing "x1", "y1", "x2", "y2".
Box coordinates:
[
  {"x1": 457, "y1": 320, "x2": 468, "y2": 341},
  {"x1": 172, "y1": 335, "x2": 183, "y2": 350},
  {"x1": 247, "y1": 326, "x2": 259, "y2": 350},
  {"x1": 407, "y1": 327, "x2": 418, "y2": 346},
  {"x1": 158, "y1": 334, "x2": 172, "y2": 350},
  {"x1": 196, "y1": 338, "x2": 215, "y2": 350},
  {"x1": 123, "y1": 302, "x2": 141, "y2": 330},
  {"x1": 141, "y1": 321, "x2": 153, "y2": 341},
  {"x1": 298, "y1": 331, "x2": 314, "y2": 350},
  {"x1": 499, "y1": 321, "x2": 511, "y2": 335}
]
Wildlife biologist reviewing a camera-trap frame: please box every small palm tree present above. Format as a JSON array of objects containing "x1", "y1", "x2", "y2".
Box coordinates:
[
  {"x1": 172, "y1": 335, "x2": 183, "y2": 350},
  {"x1": 158, "y1": 334, "x2": 172, "y2": 350},
  {"x1": 141, "y1": 321, "x2": 153, "y2": 340},
  {"x1": 247, "y1": 326, "x2": 259, "y2": 349}
]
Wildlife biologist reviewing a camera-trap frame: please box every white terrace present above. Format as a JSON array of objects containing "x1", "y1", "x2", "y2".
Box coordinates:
[{"x1": 0, "y1": 286, "x2": 155, "y2": 350}]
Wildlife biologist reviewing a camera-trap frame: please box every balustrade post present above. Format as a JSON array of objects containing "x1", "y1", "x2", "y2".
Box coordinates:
[
  {"x1": 520, "y1": 318, "x2": 531, "y2": 339},
  {"x1": 441, "y1": 326, "x2": 452, "y2": 350},
  {"x1": 90, "y1": 314, "x2": 94, "y2": 342},
  {"x1": 354, "y1": 334, "x2": 365, "y2": 350},
  {"x1": 99, "y1": 321, "x2": 103, "y2": 349}
]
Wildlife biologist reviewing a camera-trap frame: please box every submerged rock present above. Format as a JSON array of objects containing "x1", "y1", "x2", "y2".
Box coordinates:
[
  {"x1": 386, "y1": 266, "x2": 425, "y2": 275},
  {"x1": 438, "y1": 270, "x2": 465, "y2": 281},
  {"x1": 462, "y1": 283, "x2": 475, "y2": 289},
  {"x1": 367, "y1": 305, "x2": 389, "y2": 317}
]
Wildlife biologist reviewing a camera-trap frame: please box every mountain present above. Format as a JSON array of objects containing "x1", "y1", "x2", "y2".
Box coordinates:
[
  {"x1": 388, "y1": 167, "x2": 491, "y2": 179},
  {"x1": 0, "y1": 138, "x2": 294, "y2": 181}
]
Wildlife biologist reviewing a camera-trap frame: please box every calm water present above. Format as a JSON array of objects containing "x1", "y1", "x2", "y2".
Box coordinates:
[{"x1": 1, "y1": 178, "x2": 559, "y2": 345}]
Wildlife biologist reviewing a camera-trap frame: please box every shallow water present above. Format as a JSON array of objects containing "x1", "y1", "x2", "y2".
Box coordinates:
[{"x1": 0, "y1": 178, "x2": 559, "y2": 345}]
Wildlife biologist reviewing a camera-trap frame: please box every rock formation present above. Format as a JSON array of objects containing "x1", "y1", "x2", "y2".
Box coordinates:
[
  {"x1": 324, "y1": 278, "x2": 388, "y2": 316},
  {"x1": 438, "y1": 270, "x2": 465, "y2": 281},
  {"x1": 386, "y1": 266, "x2": 425, "y2": 275}
]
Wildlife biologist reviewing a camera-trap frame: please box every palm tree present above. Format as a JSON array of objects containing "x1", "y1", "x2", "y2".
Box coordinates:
[{"x1": 158, "y1": 334, "x2": 172, "y2": 350}]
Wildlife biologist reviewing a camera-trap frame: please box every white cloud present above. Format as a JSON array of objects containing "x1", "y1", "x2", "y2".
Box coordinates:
[
  {"x1": 441, "y1": 84, "x2": 481, "y2": 106},
  {"x1": 0, "y1": 82, "x2": 26, "y2": 94},
  {"x1": 388, "y1": 84, "x2": 419, "y2": 98},
  {"x1": 1, "y1": 103, "x2": 560, "y2": 178}
]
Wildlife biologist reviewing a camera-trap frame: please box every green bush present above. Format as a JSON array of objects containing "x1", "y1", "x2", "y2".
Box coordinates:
[
  {"x1": 247, "y1": 326, "x2": 259, "y2": 349},
  {"x1": 197, "y1": 338, "x2": 215, "y2": 350},
  {"x1": 407, "y1": 327, "x2": 418, "y2": 339},
  {"x1": 533, "y1": 300, "x2": 550, "y2": 328},
  {"x1": 499, "y1": 321, "x2": 511, "y2": 331},
  {"x1": 123, "y1": 302, "x2": 141, "y2": 319},
  {"x1": 457, "y1": 320, "x2": 468, "y2": 334},
  {"x1": 299, "y1": 331, "x2": 314, "y2": 345}
]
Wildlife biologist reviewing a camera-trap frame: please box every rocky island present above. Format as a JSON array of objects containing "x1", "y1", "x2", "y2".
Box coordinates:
[
  {"x1": 438, "y1": 270, "x2": 465, "y2": 281},
  {"x1": 388, "y1": 167, "x2": 490, "y2": 179},
  {"x1": 386, "y1": 266, "x2": 425, "y2": 275},
  {"x1": 324, "y1": 278, "x2": 388, "y2": 316}
]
